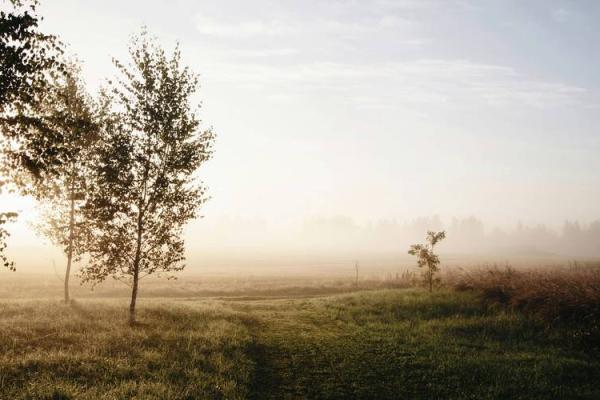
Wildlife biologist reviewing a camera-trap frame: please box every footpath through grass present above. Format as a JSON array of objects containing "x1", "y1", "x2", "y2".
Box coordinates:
[{"x1": 0, "y1": 289, "x2": 599, "y2": 399}]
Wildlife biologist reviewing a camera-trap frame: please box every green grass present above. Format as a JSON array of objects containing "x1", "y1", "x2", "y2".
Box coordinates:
[{"x1": 1, "y1": 289, "x2": 598, "y2": 399}]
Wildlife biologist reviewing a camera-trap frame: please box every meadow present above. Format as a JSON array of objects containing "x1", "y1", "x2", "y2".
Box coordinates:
[{"x1": 1, "y1": 266, "x2": 599, "y2": 399}]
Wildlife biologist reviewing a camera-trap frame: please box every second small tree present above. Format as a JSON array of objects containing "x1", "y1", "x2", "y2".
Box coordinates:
[
  {"x1": 408, "y1": 231, "x2": 446, "y2": 292},
  {"x1": 5, "y1": 63, "x2": 98, "y2": 303}
]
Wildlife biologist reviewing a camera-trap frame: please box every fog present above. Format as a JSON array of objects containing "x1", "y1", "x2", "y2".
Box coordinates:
[
  {"x1": 185, "y1": 214, "x2": 600, "y2": 261},
  {"x1": 6, "y1": 208, "x2": 598, "y2": 277},
  {"x1": 3, "y1": 0, "x2": 600, "y2": 276}
]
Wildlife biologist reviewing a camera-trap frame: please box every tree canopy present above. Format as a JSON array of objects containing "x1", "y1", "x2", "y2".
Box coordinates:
[{"x1": 0, "y1": 0, "x2": 63, "y2": 114}]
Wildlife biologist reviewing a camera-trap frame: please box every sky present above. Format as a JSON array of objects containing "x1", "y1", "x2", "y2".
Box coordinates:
[{"x1": 4, "y1": 0, "x2": 600, "y2": 266}]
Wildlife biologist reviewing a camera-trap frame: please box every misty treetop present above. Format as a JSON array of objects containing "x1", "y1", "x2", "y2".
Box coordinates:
[
  {"x1": 81, "y1": 31, "x2": 214, "y2": 324},
  {"x1": 6, "y1": 63, "x2": 98, "y2": 192},
  {"x1": 19, "y1": 64, "x2": 99, "y2": 303}
]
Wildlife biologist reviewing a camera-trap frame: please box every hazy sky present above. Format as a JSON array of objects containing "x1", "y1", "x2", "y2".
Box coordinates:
[{"x1": 5, "y1": 0, "x2": 600, "y2": 262}]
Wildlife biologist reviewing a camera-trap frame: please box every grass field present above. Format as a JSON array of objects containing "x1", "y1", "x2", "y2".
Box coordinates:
[{"x1": 1, "y1": 277, "x2": 599, "y2": 400}]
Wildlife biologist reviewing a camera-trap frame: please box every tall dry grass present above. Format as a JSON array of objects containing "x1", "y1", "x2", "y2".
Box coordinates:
[{"x1": 451, "y1": 264, "x2": 600, "y2": 344}]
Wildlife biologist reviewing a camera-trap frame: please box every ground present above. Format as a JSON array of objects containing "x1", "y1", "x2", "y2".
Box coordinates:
[{"x1": 1, "y1": 287, "x2": 599, "y2": 399}]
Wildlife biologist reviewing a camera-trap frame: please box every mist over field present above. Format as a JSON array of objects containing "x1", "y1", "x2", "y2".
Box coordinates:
[{"x1": 6, "y1": 212, "x2": 600, "y2": 277}]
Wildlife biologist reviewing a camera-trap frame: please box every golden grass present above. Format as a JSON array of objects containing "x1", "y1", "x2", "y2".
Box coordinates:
[{"x1": 451, "y1": 264, "x2": 600, "y2": 343}]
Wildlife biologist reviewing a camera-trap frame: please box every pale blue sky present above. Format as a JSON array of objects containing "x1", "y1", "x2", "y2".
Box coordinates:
[{"x1": 7, "y1": 0, "x2": 599, "y2": 259}]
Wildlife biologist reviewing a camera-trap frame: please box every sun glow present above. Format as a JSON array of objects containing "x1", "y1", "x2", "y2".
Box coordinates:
[{"x1": 0, "y1": 190, "x2": 60, "y2": 270}]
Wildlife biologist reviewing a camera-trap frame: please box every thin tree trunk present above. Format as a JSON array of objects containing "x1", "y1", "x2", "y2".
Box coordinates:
[
  {"x1": 129, "y1": 206, "x2": 144, "y2": 326},
  {"x1": 129, "y1": 266, "x2": 139, "y2": 326},
  {"x1": 429, "y1": 272, "x2": 433, "y2": 292},
  {"x1": 129, "y1": 157, "x2": 150, "y2": 326},
  {"x1": 65, "y1": 168, "x2": 76, "y2": 304},
  {"x1": 64, "y1": 195, "x2": 75, "y2": 303},
  {"x1": 129, "y1": 242, "x2": 142, "y2": 325}
]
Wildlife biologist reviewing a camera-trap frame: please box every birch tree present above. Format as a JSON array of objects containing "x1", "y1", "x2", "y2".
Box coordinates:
[
  {"x1": 7, "y1": 64, "x2": 97, "y2": 301},
  {"x1": 82, "y1": 31, "x2": 214, "y2": 325}
]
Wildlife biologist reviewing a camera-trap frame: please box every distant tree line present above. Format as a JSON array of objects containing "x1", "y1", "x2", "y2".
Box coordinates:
[
  {"x1": 0, "y1": 1, "x2": 214, "y2": 324},
  {"x1": 300, "y1": 215, "x2": 600, "y2": 257}
]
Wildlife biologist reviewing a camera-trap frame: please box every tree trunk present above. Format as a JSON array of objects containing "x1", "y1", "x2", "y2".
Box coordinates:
[
  {"x1": 129, "y1": 206, "x2": 144, "y2": 326},
  {"x1": 129, "y1": 244, "x2": 142, "y2": 325},
  {"x1": 65, "y1": 164, "x2": 75, "y2": 304},
  {"x1": 129, "y1": 267, "x2": 139, "y2": 326},
  {"x1": 64, "y1": 174, "x2": 76, "y2": 304},
  {"x1": 429, "y1": 272, "x2": 433, "y2": 292},
  {"x1": 427, "y1": 266, "x2": 433, "y2": 292}
]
